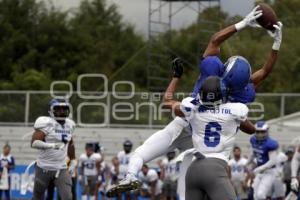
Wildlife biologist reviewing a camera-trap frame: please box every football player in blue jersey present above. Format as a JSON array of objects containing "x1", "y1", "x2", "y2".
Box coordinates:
[
  {"x1": 246, "y1": 121, "x2": 279, "y2": 200},
  {"x1": 192, "y1": 6, "x2": 282, "y2": 104}
]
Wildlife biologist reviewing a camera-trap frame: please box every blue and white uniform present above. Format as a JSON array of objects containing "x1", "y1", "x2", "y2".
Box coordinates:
[
  {"x1": 249, "y1": 136, "x2": 279, "y2": 200},
  {"x1": 34, "y1": 116, "x2": 75, "y2": 170}
]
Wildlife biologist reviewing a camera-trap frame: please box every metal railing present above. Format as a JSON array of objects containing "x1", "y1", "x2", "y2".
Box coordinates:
[{"x1": 0, "y1": 91, "x2": 299, "y2": 128}]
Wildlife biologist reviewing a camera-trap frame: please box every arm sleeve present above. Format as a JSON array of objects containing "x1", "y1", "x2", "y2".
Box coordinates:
[
  {"x1": 31, "y1": 140, "x2": 55, "y2": 150},
  {"x1": 291, "y1": 148, "x2": 300, "y2": 177},
  {"x1": 254, "y1": 150, "x2": 277, "y2": 174}
]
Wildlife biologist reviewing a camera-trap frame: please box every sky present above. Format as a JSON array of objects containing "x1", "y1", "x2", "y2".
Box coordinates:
[{"x1": 45, "y1": 0, "x2": 255, "y2": 35}]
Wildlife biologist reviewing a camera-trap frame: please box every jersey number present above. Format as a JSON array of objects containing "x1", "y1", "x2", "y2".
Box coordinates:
[
  {"x1": 61, "y1": 134, "x2": 68, "y2": 144},
  {"x1": 204, "y1": 122, "x2": 221, "y2": 147}
]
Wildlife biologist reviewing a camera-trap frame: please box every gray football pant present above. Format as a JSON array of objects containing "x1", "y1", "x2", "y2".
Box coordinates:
[
  {"x1": 185, "y1": 157, "x2": 236, "y2": 200},
  {"x1": 32, "y1": 165, "x2": 72, "y2": 200}
]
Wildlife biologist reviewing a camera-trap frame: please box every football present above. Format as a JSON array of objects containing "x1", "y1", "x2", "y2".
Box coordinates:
[{"x1": 256, "y1": 3, "x2": 278, "y2": 31}]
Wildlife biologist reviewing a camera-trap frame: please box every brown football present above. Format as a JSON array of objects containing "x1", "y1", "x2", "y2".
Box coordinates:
[{"x1": 256, "y1": 3, "x2": 278, "y2": 31}]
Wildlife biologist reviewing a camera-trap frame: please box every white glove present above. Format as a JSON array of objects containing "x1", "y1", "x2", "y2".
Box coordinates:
[
  {"x1": 68, "y1": 159, "x2": 77, "y2": 175},
  {"x1": 51, "y1": 143, "x2": 65, "y2": 150},
  {"x1": 291, "y1": 177, "x2": 299, "y2": 191},
  {"x1": 235, "y1": 5, "x2": 263, "y2": 31},
  {"x1": 268, "y1": 22, "x2": 283, "y2": 51}
]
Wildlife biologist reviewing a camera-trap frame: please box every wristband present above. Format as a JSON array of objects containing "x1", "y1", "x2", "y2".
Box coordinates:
[{"x1": 235, "y1": 21, "x2": 246, "y2": 31}]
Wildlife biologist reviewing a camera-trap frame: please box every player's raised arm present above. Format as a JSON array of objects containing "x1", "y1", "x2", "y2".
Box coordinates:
[
  {"x1": 162, "y1": 58, "x2": 185, "y2": 117},
  {"x1": 203, "y1": 6, "x2": 262, "y2": 58},
  {"x1": 251, "y1": 22, "x2": 282, "y2": 89}
]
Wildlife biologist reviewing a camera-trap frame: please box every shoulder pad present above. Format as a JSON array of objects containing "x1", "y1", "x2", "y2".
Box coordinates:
[
  {"x1": 65, "y1": 118, "x2": 76, "y2": 128},
  {"x1": 180, "y1": 97, "x2": 199, "y2": 118},
  {"x1": 229, "y1": 103, "x2": 249, "y2": 122},
  {"x1": 34, "y1": 116, "x2": 52, "y2": 130}
]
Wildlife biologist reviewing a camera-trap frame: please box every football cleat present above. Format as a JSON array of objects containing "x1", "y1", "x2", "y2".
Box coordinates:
[{"x1": 106, "y1": 173, "x2": 141, "y2": 197}]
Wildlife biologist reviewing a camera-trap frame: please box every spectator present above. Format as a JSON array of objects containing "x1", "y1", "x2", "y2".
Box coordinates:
[
  {"x1": 159, "y1": 151, "x2": 179, "y2": 200},
  {"x1": 138, "y1": 164, "x2": 161, "y2": 200},
  {"x1": 283, "y1": 146, "x2": 294, "y2": 196},
  {"x1": 228, "y1": 146, "x2": 248, "y2": 200},
  {"x1": 0, "y1": 143, "x2": 15, "y2": 200}
]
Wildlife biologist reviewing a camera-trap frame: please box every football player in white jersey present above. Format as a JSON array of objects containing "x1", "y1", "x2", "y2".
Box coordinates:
[
  {"x1": 117, "y1": 140, "x2": 133, "y2": 181},
  {"x1": 180, "y1": 76, "x2": 255, "y2": 200},
  {"x1": 271, "y1": 151, "x2": 287, "y2": 200},
  {"x1": 159, "y1": 151, "x2": 179, "y2": 200},
  {"x1": 228, "y1": 146, "x2": 249, "y2": 200},
  {"x1": 79, "y1": 143, "x2": 102, "y2": 200},
  {"x1": 31, "y1": 99, "x2": 76, "y2": 200},
  {"x1": 138, "y1": 164, "x2": 161, "y2": 200}
]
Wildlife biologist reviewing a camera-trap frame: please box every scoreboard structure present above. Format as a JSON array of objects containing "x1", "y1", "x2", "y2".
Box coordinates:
[{"x1": 147, "y1": 0, "x2": 221, "y2": 92}]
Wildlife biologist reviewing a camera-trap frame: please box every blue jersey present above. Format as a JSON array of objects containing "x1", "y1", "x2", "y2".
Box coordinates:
[
  {"x1": 250, "y1": 136, "x2": 278, "y2": 166},
  {"x1": 192, "y1": 56, "x2": 256, "y2": 103}
]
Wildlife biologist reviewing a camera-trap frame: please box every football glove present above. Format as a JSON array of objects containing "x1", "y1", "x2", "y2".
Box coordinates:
[
  {"x1": 172, "y1": 58, "x2": 184, "y2": 78},
  {"x1": 268, "y1": 21, "x2": 283, "y2": 51},
  {"x1": 235, "y1": 5, "x2": 263, "y2": 31},
  {"x1": 68, "y1": 159, "x2": 77, "y2": 175}
]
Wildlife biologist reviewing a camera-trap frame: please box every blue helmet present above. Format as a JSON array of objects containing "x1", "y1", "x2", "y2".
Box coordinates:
[
  {"x1": 49, "y1": 98, "x2": 70, "y2": 120},
  {"x1": 222, "y1": 56, "x2": 252, "y2": 92},
  {"x1": 255, "y1": 121, "x2": 269, "y2": 141}
]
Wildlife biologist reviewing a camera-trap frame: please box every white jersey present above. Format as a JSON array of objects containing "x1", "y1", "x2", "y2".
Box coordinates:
[
  {"x1": 117, "y1": 150, "x2": 132, "y2": 179},
  {"x1": 138, "y1": 169, "x2": 160, "y2": 195},
  {"x1": 34, "y1": 116, "x2": 75, "y2": 170},
  {"x1": 162, "y1": 158, "x2": 179, "y2": 181},
  {"x1": 275, "y1": 152, "x2": 288, "y2": 177},
  {"x1": 228, "y1": 157, "x2": 248, "y2": 182},
  {"x1": 79, "y1": 153, "x2": 101, "y2": 176},
  {"x1": 181, "y1": 97, "x2": 248, "y2": 162}
]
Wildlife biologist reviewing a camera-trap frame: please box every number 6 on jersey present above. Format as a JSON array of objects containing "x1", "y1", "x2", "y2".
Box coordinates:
[{"x1": 204, "y1": 122, "x2": 221, "y2": 147}]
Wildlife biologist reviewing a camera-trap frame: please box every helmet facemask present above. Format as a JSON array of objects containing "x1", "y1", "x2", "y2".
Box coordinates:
[
  {"x1": 255, "y1": 130, "x2": 268, "y2": 141},
  {"x1": 199, "y1": 76, "x2": 224, "y2": 109},
  {"x1": 49, "y1": 102, "x2": 70, "y2": 121}
]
